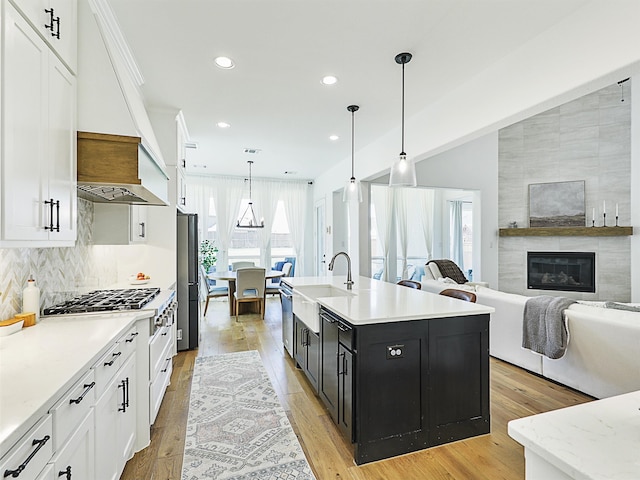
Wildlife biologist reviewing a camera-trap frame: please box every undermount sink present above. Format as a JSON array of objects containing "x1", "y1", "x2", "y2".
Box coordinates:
[{"x1": 295, "y1": 285, "x2": 356, "y2": 299}]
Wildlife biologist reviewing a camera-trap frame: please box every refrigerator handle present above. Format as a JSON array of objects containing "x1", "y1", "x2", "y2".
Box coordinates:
[{"x1": 188, "y1": 282, "x2": 196, "y2": 286}]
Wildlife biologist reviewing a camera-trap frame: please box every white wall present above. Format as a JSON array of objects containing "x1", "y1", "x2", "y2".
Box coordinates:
[{"x1": 631, "y1": 65, "x2": 640, "y2": 302}]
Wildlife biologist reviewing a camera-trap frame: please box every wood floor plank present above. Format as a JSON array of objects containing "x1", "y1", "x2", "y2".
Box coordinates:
[{"x1": 120, "y1": 296, "x2": 594, "y2": 480}]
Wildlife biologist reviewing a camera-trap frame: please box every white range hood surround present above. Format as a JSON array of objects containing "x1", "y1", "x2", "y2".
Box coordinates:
[{"x1": 77, "y1": 0, "x2": 167, "y2": 175}]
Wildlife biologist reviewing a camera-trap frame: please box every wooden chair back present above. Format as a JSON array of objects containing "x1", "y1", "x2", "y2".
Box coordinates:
[
  {"x1": 397, "y1": 280, "x2": 422, "y2": 290},
  {"x1": 439, "y1": 288, "x2": 477, "y2": 303}
]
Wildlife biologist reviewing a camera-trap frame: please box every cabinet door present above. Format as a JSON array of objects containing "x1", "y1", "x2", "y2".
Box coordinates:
[
  {"x1": 320, "y1": 315, "x2": 339, "y2": 422},
  {"x1": 47, "y1": 53, "x2": 76, "y2": 241},
  {"x1": 2, "y1": 3, "x2": 48, "y2": 241},
  {"x1": 294, "y1": 318, "x2": 306, "y2": 370},
  {"x1": 94, "y1": 376, "x2": 119, "y2": 480},
  {"x1": 338, "y1": 345, "x2": 354, "y2": 442},
  {"x1": 305, "y1": 330, "x2": 320, "y2": 392},
  {"x1": 117, "y1": 356, "x2": 136, "y2": 467},
  {"x1": 46, "y1": 0, "x2": 77, "y2": 73},
  {"x1": 177, "y1": 167, "x2": 187, "y2": 210},
  {"x1": 130, "y1": 205, "x2": 148, "y2": 243},
  {"x1": 51, "y1": 410, "x2": 94, "y2": 480}
]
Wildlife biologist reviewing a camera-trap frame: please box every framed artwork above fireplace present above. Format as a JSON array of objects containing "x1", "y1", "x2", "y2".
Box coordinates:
[{"x1": 528, "y1": 180, "x2": 585, "y2": 227}]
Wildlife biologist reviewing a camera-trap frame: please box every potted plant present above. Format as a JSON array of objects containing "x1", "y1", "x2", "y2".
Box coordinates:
[{"x1": 199, "y1": 239, "x2": 218, "y2": 272}]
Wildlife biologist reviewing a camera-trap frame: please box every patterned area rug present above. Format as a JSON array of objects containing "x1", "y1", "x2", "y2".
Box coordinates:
[{"x1": 182, "y1": 350, "x2": 316, "y2": 479}]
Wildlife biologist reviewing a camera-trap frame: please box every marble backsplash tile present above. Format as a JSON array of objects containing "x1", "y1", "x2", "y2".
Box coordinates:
[{"x1": 0, "y1": 199, "x2": 117, "y2": 319}]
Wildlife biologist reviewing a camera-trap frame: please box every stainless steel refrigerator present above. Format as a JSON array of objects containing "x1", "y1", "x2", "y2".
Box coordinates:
[{"x1": 177, "y1": 212, "x2": 199, "y2": 350}]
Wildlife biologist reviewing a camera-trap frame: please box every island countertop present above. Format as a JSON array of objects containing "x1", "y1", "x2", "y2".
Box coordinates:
[
  {"x1": 282, "y1": 275, "x2": 493, "y2": 325},
  {"x1": 508, "y1": 390, "x2": 640, "y2": 479},
  {"x1": 0, "y1": 311, "x2": 147, "y2": 455}
]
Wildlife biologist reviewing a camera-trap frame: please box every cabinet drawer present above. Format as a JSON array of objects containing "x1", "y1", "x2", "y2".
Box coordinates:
[
  {"x1": 150, "y1": 325, "x2": 171, "y2": 378},
  {"x1": 338, "y1": 322, "x2": 354, "y2": 350},
  {"x1": 0, "y1": 414, "x2": 53, "y2": 480},
  {"x1": 50, "y1": 370, "x2": 95, "y2": 452},
  {"x1": 92, "y1": 342, "x2": 122, "y2": 398},
  {"x1": 150, "y1": 355, "x2": 172, "y2": 425},
  {"x1": 118, "y1": 325, "x2": 138, "y2": 362},
  {"x1": 35, "y1": 464, "x2": 55, "y2": 480}
]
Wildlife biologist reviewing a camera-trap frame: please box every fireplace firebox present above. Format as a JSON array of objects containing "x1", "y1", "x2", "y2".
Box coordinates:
[{"x1": 527, "y1": 252, "x2": 595, "y2": 293}]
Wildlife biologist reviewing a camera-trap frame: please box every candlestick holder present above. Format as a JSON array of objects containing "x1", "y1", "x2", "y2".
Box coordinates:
[
  {"x1": 615, "y1": 215, "x2": 619, "y2": 227},
  {"x1": 603, "y1": 212, "x2": 606, "y2": 227}
]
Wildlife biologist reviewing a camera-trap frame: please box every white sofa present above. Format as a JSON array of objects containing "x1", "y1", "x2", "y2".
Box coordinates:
[{"x1": 473, "y1": 286, "x2": 640, "y2": 399}]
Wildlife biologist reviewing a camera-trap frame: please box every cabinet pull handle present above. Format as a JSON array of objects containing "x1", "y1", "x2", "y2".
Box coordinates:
[
  {"x1": 69, "y1": 382, "x2": 95, "y2": 404},
  {"x1": 181, "y1": 159, "x2": 186, "y2": 168},
  {"x1": 44, "y1": 8, "x2": 54, "y2": 31},
  {"x1": 3, "y1": 435, "x2": 50, "y2": 478},
  {"x1": 161, "y1": 358, "x2": 171, "y2": 373},
  {"x1": 125, "y1": 332, "x2": 139, "y2": 343},
  {"x1": 51, "y1": 16, "x2": 60, "y2": 39},
  {"x1": 118, "y1": 379, "x2": 127, "y2": 412},
  {"x1": 57, "y1": 466, "x2": 71, "y2": 479},
  {"x1": 180, "y1": 197, "x2": 186, "y2": 206},
  {"x1": 104, "y1": 351, "x2": 122, "y2": 366},
  {"x1": 125, "y1": 377, "x2": 130, "y2": 407},
  {"x1": 337, "y1": 352, "x2": 344, "y2": 376},
  {"x1": 139, "y1": 222, "x2": 145, "y2": 238},
  {"x1": 44, "y1": 199, "x2": 60, "y2": 232},
  {"x1": 337, "y1": 323, "x2": 350, "y2": 332}
]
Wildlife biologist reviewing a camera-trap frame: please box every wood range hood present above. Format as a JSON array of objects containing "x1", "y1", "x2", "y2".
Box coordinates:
[{"x1": 77, "y1": 131, "x2": 169, "y2": 206}]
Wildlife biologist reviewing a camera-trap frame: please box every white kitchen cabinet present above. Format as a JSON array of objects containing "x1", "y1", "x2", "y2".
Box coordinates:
[
  {"x1": 94, "y1": 325, "x2": 137, "y2": 480},
  {"x1": 176, "y1": 115, "x2": 189, "y2": 211},
  {"x1": 92, "y1": 204, "x2": 148, "y2": 245},
  {"x1": 1, "y1": 1, "x2": 77, "y2": 247},
  {"x1": 8, "y1": 0, "x2": 77, "y2": 73},
  {"x1": 50, "y1": 410, "x2": 94, "y2": 480}
]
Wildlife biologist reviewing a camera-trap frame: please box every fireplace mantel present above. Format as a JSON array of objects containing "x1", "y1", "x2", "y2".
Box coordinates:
[{"x1": 499, "y1": 226, "x2": 633, "y2": 237}]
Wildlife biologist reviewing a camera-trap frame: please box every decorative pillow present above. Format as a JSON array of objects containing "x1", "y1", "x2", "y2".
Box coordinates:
[{"x1": 604, "y1": 302, "x2": 640, "y2": 313}]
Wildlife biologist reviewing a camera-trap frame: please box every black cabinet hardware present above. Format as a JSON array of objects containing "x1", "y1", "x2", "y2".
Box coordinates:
[
  {"x1": 3, "y1": 435, "x2": 50, "y2": 478},
  {"x1": 51, "y1": 16, "x2": 60, "y2": 39},
  {"x1": 103, "y1": 351, "x2": 121, "y2": 366},
  {"x1": 44, "y1": 8, "x2": 54, "y2": 31},
  {"x1": 125, "y1": 332, "x2": 139, "y2": 343},
  {"x1": 180, "y1": 197, "x2": 186, "y2": 206},
  {"x1": 161, "y1": 358, "x2": 171, "y2": 373},
  {"x1": 69, "y1": 382, "x2": 95, "y2": 404},
  {"x1": 58, "y1": 466, "x2": 71, "y2": 479},
  {"x1": 118, "y1": 378, "x2": 127, "y2": 412},
  {"x1": 124, "y1": 377, "x2": 129, "y2": 408},
  {"x1": 44, "y1": 199, "x2": 60, "y2": 232},
  {"x1": 139, "y1": 222, "x2": 145, "y2": 238}
]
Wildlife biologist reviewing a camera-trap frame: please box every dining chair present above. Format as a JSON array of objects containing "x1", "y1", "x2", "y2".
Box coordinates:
[
  {"x1": 266, "y1": 262, "x2": 293, "y2": 297},
  {"x1": 439, "y1": 288, "x2": 477, "y2": 303},
  {"x1": 234, "y1": 267, "x2": 266, "y2": 320},
  {"x1": 397, "y1": 279, "x2": 421, "y2": 290},
  {"x1": 232, "y1": 261, "x2": 255, "y2": 271},
  {"x1": 200, "y1": 265, "x2": 228, "y2": 316}
]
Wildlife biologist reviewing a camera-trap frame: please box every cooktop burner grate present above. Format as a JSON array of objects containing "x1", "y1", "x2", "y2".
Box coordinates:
[{"x1": 43, "y1": 288, "x2": 161, "y2": 315}]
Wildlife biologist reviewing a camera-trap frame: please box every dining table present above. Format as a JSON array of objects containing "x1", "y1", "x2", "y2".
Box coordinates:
[{"x1": 208, "y1": 269, "x2": 285, "y2": 316}]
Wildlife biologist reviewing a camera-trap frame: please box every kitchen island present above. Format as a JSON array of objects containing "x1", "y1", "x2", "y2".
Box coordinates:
[{"x1": 281, "y1": 275, "x2": 494, "y2": 464}]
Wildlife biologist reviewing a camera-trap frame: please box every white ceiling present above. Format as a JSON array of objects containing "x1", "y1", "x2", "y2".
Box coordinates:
[{"x1": 107, "y1": 0, "x2": 589, "y2": 180}]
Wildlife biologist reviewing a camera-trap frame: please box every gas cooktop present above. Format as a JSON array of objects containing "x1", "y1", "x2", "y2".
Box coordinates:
[{"x1": 43, "y1": 288, "x2": 161, "y2": 315}]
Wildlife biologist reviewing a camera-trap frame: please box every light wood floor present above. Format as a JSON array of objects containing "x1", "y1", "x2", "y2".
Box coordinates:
[{"x1": 121, "y1": 296, "x2": 593, "y2": 480}]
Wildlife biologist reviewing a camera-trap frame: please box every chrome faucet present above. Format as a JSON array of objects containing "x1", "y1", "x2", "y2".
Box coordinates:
[{"x1": 328, "y1": 251, "x2": 354, "y2": 290}]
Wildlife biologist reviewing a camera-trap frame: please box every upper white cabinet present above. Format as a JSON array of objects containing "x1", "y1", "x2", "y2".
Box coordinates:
[
  {"x1": 176, "y1": 117, "x2": 189, "y2": 211},
  {"x1": 92, "y1": 204, "x2": 148, "y2": 245},
  {"x1": 8, "y1": 0, "x2": 77, "y2": 73},
  {"x1": 1, "y1": 1, "x2": 77, "y2": 247}
]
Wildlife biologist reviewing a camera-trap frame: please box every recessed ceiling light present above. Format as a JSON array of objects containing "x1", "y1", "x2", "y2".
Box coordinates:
[
  {"x1": 214, "y1": 56, "x2": 235, "y2": 69},
  {"x1": 321, "y1": 75, "x2": 338, "y2": 86},
  {"x1": 217, "y1": 122, "x2": 231, "y2": 129},
  {"x1": 329, "y1": 135, "x2": 339, "y2": 141}
]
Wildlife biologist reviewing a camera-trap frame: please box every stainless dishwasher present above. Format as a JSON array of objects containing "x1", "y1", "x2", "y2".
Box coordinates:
[{"x1": 280, "y1": 282, "x2": 294, "y2": 357}]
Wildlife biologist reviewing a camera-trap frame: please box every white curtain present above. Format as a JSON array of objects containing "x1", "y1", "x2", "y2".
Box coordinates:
[
  {"x1": 371, "y1": 185, "x2": 394, "y2": 282},
  {"x1": 281, "y1": 182, "x2": 308, "y2": 276},
  {"x1": 419, "y1": 189, "x2": 435, "y2": 261},
  {"x1": 450, "y1": 200, "x2": 464, "y2": 268},
  {"x1": 395, "y1": 189, "x2": 409, "y2": 279},
  {"x1": 254, "y1": 182, "x2": 280, "y2": 268}
]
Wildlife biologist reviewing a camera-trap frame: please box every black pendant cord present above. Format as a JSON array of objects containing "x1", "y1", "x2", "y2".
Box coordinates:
[
  {"x1": 401, "y1": 60, "x2": 405, "y2": 156},
  {"x1": 248, "y1": 160, "x2": 253, "y2": 200},
  {"x1": 351, "y1": 109, "x2": 355, "y2": 179}
]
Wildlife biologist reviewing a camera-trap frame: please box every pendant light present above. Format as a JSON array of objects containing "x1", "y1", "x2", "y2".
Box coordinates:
[
  {"x1": 236, "y1": 160, "x2": 264, "y2": 228},
  {"x1": 343, "y1": 104, "x2": 362, "y2": 203},
  {"x1": 389, "y1": 52, "x2": 417, "y2": 187}
]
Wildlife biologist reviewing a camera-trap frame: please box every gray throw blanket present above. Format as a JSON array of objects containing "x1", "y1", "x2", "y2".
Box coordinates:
[{"x1": 522, "y1": 296, "x2": 577, "y2": 359}]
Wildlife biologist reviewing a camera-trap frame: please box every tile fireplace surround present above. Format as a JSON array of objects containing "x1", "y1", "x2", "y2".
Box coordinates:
[{"x1": 498, "y1": 81, "x2": 632, "y2": 302}]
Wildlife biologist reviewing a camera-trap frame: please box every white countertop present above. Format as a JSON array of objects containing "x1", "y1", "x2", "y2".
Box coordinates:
[
  {"x1": 0, "y1": 311, "x2": 148, "y2": 454},
  {"x1": 282, "y1": 276, "x2": 493, "y2": 325},
  {"x1": 508, "y1": 390, "x2": 640, "y2": 479}
]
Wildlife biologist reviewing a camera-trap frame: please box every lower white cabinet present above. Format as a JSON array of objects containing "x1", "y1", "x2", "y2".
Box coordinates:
[
  {"x1": 94, "y1": 334, "x2": 137, "y2": 480},
  {"x1": 50, "y1": 410, "x2": 94, "y2": 480},
  {"x1": 149, "y1": 324, "x2": 173, "y2": 424},
  {"x1": 0, "y1": 415, "x2": 53, "y2": 480}
]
